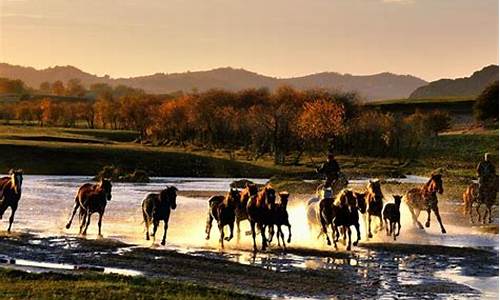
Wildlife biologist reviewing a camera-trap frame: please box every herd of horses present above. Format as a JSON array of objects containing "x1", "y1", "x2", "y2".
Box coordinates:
[{"x1": 0, "y1": 169, "x2": 497, "y2": 252}]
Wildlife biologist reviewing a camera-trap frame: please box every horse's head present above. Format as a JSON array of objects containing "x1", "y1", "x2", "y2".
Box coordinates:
[
  {"x1": 245, "y1": 183, "x2": 258, "y2": 197},
  {"x1": 344, "y1": 190, "x2": 357, "y2": 208},
  {"x1": 354, "y1": 192, "x2": 367, "y2": 214},
  {"x1": 367, "y1": 179, "x2": 383, "y2": 199},
  {"x1": 392, "y1": 195, "x2": 402, "y2": 206},
  {"x1": 429, "y1": 174, "x2": 444, "y2": 194},
  {"x1": 162, "y1": 186, "x2": 178, "y2": 210},
  {"x1": 226, "y1": 188, "x2": 240, "y2": 207},
  {"x1": 99, "y1": 178, "x2": 112, "y2": 201},
  {"x1": 265, "y1": 185, "x2": 276, "y2": 205},
  {"x1": 278, "y1": 191, "x2": 290, "y2": 208},
  {"x1": 9, "y1": 169, "x2": 23, "y2": 194}
]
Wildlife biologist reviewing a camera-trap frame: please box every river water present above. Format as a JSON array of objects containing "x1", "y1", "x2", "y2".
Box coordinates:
[{"x1": 2, "y1": 175, "x2": 498, "y2": 299}]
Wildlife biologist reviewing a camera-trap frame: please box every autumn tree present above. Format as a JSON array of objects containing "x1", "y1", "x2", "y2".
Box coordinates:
[
  {"x1": 51, "y1": 81, "x2": 65, "y2": 96},
  {"x1": 66, "y1": 78, "x2": 86, "y2": 97},
  {"x1": 474, "y1": 81, "x2": 499, "y2": 121}
]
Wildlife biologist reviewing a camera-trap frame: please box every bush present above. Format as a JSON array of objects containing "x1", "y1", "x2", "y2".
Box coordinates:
[{"x1": 474, "y1": 81, "x2": 499, "y2": 121}]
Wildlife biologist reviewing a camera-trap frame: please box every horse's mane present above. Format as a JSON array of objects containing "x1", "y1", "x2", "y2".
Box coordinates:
[{"x1": 334, "y1": 189, "x2": 351, "y2": 207}]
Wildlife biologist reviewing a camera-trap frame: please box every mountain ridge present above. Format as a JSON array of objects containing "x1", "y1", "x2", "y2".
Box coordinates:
[{"x1": 0, "y1": 62, "x2": 428, "y2": 100}]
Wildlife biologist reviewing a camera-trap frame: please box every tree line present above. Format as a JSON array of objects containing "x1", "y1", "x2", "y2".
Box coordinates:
[{"x1": 0, "y1": 77, "x2": 461, "y2": 164}]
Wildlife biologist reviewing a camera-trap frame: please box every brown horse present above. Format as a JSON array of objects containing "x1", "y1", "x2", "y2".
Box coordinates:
[
  {"x1": 268, "y1": 191, "x2": 292, "y2": 250},
  {"x1": 65, "y1": 178, "x2": 112, "y2": 236},
  {"x1": 236, "y1": 183, "x2": 258, "y2": 240},
  {"x1": 205, "y1": 188, "x2": 239, "y2": 248},
  {"x1": 365, "y1": 180, "x2": 384, "y2": 239},
  {"x1": 142, "y1": 186, "x2": 178, "y2": 245},
  {"x1": 463, "y1": 176, "x2": 499, "y2": 224},
  {"x1": 404, "y1": 174, "x2": 446, "y2": 233},
  {"x1": 383, "y1": 195, "x2": 402, "y2": 241},
  {"x1": 247, "y1": 185, "x2": 276, "y2": 251},
  {"x1": 0, "y1": 169, "x2": 23, "y2": 232}
]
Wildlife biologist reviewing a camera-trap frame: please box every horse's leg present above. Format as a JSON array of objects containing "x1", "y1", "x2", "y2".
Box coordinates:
[
  {"x1": 392, "y1": 222, "x2": 397, "y2": 241},
  {"x1": 487, "y1": 205, "x2": 492, "y2": 224},
  {"x1": 353, "y1": 223, "x2": 361, "y2": 246},
  {"x1": 432, "y1": 205, "x2": 446, "y2": 234},
  {"x1": 384, "y1": 218, "x2": 389, "y2": 236},
  {"x1": 205, "y1": 213, "x2": 213, "y2": 240},
  {"x1": 268, "y1": 225, "x2": 274, "y2": 244},
  {"x1": 346, "y1": 226, "x2": 352, "y2": 251},
  {"x1": 218, "y1": 223, "x2": 225, "y2": 249},
  {"x1": 78, "y1": 211, "x2": 87, "y2": 234},
  {"x1": 225, "y1": 221, "x2": 234, "y2": 242},
  {"x1": 66, "y1": 199, "x2": 79, "y2": 229},
  {"x1": 259, "y1": 223, "x2": 267, "y2": 251},
  {"x1": 143, "y1": 211, "x2": 150, "y2": 241},
  {"x1": 276, "y1": 226, "x2": 282, "y2": 247},
  {"x1": 82, "y1": 212, "x2": 92, "y2": 236},
  {"x1": 287, "y1": 222, "x2": 292, "y2": 244},
  {"x1": 280, "y1": 227, "x2": 287, "y2": 251},
  {"x1": 475, "y1": 204, "x2": 481, "y2": 224},
  {"x1": 152, "y1": 220, "x2": 159, "y2": 242},
  {"x1": 425, "y1": 207, "x2": 432, "y2": 228},
  {"x1": 161, "y1": 220, "x2": 169, "y2": 246},
  {"x1": 367, "y1": 214, "x2": 373, "y2": 238},
  {"x1": 236, "y1": 219, "x2": 241, "y2": 242},
  {"x1": 7, "y1": 204, "x2": 17, "y2": 233},
  {"x1": 409, "y1": 207, "x2": 424, "y2": 229},
  {"x1": 396, "y1": 221, "x2": 401, "y2": 236},
  {"x1": 250, "y1": 221, "x2": 257, "y2": 252},
  {"x1": 378, "y1": 214, "x2": 384, "y2": 231},
  {"x1": 320, "y1": 217, "x2": 331, "y2": 245},
  {"x1": 97, "y1": 212, "x2": 103, "y2": 238}
]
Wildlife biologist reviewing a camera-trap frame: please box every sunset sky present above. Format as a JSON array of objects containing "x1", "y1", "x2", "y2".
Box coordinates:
[{"x1": 0, "y1": 0, "x2": 498, "y2": 81}]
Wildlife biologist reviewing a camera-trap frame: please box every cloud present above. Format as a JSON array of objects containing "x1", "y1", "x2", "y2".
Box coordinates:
[{"x1": 382, "y1": 0, "x2": 414, "y2": 4}]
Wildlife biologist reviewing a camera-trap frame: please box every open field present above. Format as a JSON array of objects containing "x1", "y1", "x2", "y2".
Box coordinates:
[{"x1": 0, "y1": 125, "x2": 497, "y2": 180}]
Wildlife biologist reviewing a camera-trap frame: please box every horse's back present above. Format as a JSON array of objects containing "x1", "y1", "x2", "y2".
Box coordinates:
[
  {"x1": 142, "y1": 193, "x2": 159, "y2": 217},
  {"x1": 306, "y1": 197, "x2": 321, "y2": 227}
]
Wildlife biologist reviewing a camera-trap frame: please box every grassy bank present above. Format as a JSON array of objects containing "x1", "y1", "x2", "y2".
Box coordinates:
[
  {"x1": 0, "y1": 125, "x2": 497, "y2": 180},
  {"x1": 0, "y1": 268, "x2": 262, "y2": 300}
]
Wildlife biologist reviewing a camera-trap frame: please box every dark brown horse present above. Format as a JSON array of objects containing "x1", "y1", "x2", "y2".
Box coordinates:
[
  {"x1": 463, "y1": 176, "x2": 499, "y2": 224},
  {"x1": 142, "y1": 186, "x2": 178, "y2": 245},
  {"x1": 247, "y1": 185, "x2": 276, "y2": 251},
  {"x1": 0, "y1": 169, "x2": 23, "y2": 232},
  {"x1": 383, "y1": 195, "x2": 402, "y2": 241},
  {"x1": 405, "y1": 174, "x2": 446, "y2": 233},
  {"x1": 365, "y1": 180, "x2": 384, "y2": 239},
  {"x1": 205, "y1": 188, "x2": 239, "y2": 248},
  {"x1": 65, "y1": 178, "x2": 112, "y2": 236},
  {"x1": 268, "y1": 191, "x2": 292, "y2": 250},
  {"x1": 236, "y1": 183, "x2": 258, "y2": 240}
]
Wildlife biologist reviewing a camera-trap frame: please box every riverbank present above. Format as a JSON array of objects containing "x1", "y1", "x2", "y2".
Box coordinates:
[{"x1": 0, "y1": 125, "x2": 497, "y2": 180}]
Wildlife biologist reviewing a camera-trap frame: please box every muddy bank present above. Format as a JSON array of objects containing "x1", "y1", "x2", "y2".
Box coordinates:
[{"x1": 0, "y1": 233, "x2": 495, "y2": 299}]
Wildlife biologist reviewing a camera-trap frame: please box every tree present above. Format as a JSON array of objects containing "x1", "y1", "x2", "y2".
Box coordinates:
[
  {"x1": 474, "y1": 81, "x2": 499, "y2": 121},
  {"x1": 0, "y1": 78, "x2": 26, "y2": 94},
  {"x1": 39, "y1": 82, "x2": 51, "y2": 94},
  {"x1": 66, "y1": 78, "x2": 86, "y2": 97},
  {"x1": 51, "y1": 81, "x2": 65, "y2": 96}
]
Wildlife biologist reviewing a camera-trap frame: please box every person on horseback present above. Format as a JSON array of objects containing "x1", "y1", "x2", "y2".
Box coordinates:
[
  {"x1": 316, "y1": 153, "x2": 340, "y2": 188},
  {"x1": 477, "y1": 153, "x2": 497, "y2": 201}
]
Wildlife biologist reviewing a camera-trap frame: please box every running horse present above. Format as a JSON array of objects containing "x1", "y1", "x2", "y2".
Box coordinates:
[
  {"x1": 365, "y1": 180, "x2": 384, "y2": 239},
  {"x1": 463, "y1": 175, "x2": 499, "y2": 224},
  {"x1": 404, "y1": 173, "x2": 446, "y2": 233},
  {"x1": 235, "y1": 183, "x2": 258, "y2": 240},
  {"x1": 246, "y1": 185, "x2": 276, "y2": 251},
  {"x1": 65, "y1": 178, "x2": 113, "y2": 236},
  {"x1": 142, "y1": 186, "x2": 178, "y2": 245},
  {"x1": 0, "y1": 169, "x2": 23, "y2": 232},
  {"x1": 205, "y1": 188, "x2": 239, "y2": 248}
]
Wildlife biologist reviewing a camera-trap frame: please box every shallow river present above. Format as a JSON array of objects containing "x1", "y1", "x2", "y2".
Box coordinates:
[{"x1": 1, "y1": 175, "x2": 498, "y2": 299}]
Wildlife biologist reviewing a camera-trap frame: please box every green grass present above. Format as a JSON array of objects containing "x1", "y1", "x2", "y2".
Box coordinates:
[
  {"x1": 0, "y1": 268, "x2": 262, "y2": 300},
  {"x1": 367, "y1": 96, "x2": 475, "y2": 106},
  {"x1": 0, "y1": 125, "x2": 496, "y2": 180}
]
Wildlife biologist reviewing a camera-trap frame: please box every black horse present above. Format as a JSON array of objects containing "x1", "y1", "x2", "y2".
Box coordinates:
[
  {"x1": 0, "y1": 169, "x2": 23, "y2": 232},
  {"x1": 142, "y1": 186, "x2": 178, "y2": 246}
]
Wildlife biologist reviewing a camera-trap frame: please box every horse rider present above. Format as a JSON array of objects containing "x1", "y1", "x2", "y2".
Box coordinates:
[
  {"x1": 316, "y1": 153, "x2": 341, "y2": 188},
  {"x1": 477, "y1": 153, "x2": 497, "y2": 200}
]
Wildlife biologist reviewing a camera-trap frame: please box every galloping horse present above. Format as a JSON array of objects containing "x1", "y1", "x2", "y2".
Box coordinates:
[
  {"x1": 0, "y1": 169, "x2": 23, "y2": 232},
  {"x1": 205, "y1": 188, "x2": 239, "y2": 248},
  {"x1": 365, "y1": 180, "x2": 384, "y2": 239},
  {"x1": 247, "y1": 185, "x2": 276, "y2": 251},
  {"x1": 268, "y1": 191, "x2": 292, "y2": 250},
  {"x1": 404, "y1": 174, "x2": 446, "y2": 233},
  {"x1": 65, "y1": 178, "x2": 112, "y2": 236},
  {"x1": 142, "y1": 186, "x2": 178, "y2": 245},
  {"x1": 236, "y1": 183, "x2": 258, "y2": 239},
  {"x1": 463, "y1": 175, "x2": 499, "y2": 224}
]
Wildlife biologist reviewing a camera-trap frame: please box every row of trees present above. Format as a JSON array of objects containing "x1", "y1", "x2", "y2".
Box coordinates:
[{"x1": 0, "y1": 85, "x2": 453, "y2": 164}]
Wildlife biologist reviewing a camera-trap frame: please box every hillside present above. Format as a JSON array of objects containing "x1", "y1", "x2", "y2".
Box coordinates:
[
  {"x1": 0, "y1": 63, "x2": 427, "y2": 100},
  {"x1": 409, "y1": 65, "x2": 499, "y2": 98}
]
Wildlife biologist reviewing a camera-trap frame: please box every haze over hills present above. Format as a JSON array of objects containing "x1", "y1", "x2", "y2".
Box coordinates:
[
  {"x1": 409, "y1": 65, "x2": 499, "y2": 99},
  {"x1": 0, "y1": 63, "x2": 427, "y2": 100}
]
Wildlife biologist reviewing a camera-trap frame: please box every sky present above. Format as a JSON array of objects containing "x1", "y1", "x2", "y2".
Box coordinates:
[{"x1": 0, "y1": 0, "x2": 498, "y2": 81}]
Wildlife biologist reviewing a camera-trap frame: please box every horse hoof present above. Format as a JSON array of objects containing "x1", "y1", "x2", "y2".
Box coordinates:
[
  {"x1": 224, "y1": 237, "x2": 231, "y2": 241},
  {"x1": 347, "y1": 246, "x2": 351, "y2": 251},
  {"x1": 425, "y1": 222, "x2": 430, "y2": 228},
  {"x1": 327, "y1": 240, "x2": 331, "y2": 246},
  {"x1": 353, "y1": 241, "x2": 358, "y2": 246},
  {"x1": 146, "y1": 237, "x2": 150, "y2": 241},
  {"x1": 161, "y1": 240, "x2": 166, "y2": 246},
  {"x1": 368, "y1": 233, "x2": 373, "y2": 239},
  {"x1": 205, "y1": 236, "x2": 210, "y2": 240},
  {"x1": 65, "y1": 224, "x2": 71, "y2": 229},
  {"x1": 98, "y1": 234, "x2": 103, "y2": 238},
  {"x1": 441, "y1": 229, "x2": 447, "y2": 234}
]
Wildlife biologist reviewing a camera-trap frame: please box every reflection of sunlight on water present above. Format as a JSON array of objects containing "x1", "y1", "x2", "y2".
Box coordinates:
[{"x1": 435, "y1": 268, "x2": 499, "y2": 300}]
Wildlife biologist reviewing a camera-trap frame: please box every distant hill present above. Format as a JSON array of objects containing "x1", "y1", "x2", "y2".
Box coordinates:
[
  {"x1": 0, "y1": 62, "x2": 428, "y2": 100},
  {"x1": 409, "y1": 65, "x2": 499, "y2": 99}
]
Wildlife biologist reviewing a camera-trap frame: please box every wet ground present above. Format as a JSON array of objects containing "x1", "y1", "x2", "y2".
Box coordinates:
[{"x1": 0, "y1": 175, "x2": 497, "y2": 299}]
